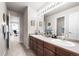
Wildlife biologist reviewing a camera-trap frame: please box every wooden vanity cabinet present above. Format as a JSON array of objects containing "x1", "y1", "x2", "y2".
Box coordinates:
[
  {"x1": 44, "y1": 42, "x2": 55, "y2": 56},
  {"x1": 29, "y1": 36, "x2": 79, "y2": 56}
]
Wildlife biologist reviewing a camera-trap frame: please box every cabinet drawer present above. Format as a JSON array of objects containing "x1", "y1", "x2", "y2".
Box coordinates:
[
  {"x1": 37, "y1": 44, "x2": 43, "y2": 50},
  {"x1": 33, "y1": 42, "x2": 37, "y2": 49},
  {"x1": 32, "y1": 38, "x2": 36, "y2": 42},
  {"x1": 44, "y1": 48, "x2": 55, "y2": 56},
  {"x1": 33, "y1": 43, "x2": 37, "y2": 54},
  {"x1": 56, "y1": 47, "x2": 70, "y2": 56},
  {"x1": 37, "y1": 48, "x2": 43, "y2": 56},
  {"x1": 44, "y1": 42, "x2": 55, "y2": 52},
  {"x1": 30, "y1": 36, "x2": 36, "y2": 41},
  {"x1": 37, "y1": 39, "x2": 43, "y2": 45}
]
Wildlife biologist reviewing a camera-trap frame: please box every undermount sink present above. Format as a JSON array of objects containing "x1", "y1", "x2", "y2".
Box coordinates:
[{"x1": 51, "y1": 39, "x2": 75, "y2": 47}]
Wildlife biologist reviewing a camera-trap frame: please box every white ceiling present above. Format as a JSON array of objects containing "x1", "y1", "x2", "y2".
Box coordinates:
[
  {"x1": 6, "y1": 2, "x2": 79, "y2": 16},
  {"x1": 45, "y1": 2, "x2": 79, "y2": 16},
  {"x1": 6, "y1": 2, "x2": 48, "y2": 13},
  {"x1": 27, "y1": 2, "x2": 49, "y2": 11}
]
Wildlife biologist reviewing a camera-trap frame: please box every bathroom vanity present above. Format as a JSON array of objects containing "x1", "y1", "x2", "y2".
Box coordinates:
[{"x1": 29, "y1": 35, "x2": 79, "y2": 56}]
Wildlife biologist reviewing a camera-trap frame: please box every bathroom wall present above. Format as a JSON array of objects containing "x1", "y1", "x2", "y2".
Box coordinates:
[
  {"x1": 22, "y1": 7, "x2": 28, "y2": 48},
  {"x1": 19, "y1": 6, "x2": 37, "y2": 49},
  {"x1": 0, "y1": 2, "x2": 7, "y2": 56},
  {"x1": 20, "y1": 14, "x2": 24, "y2": 43},
  {"x1": 37, "y1": 15, "x2": 45, "y2": 34},
  {"x1": 28, "y1": 6, "x2": 37, "y2": 34},
  {"x1": 28, "y1": 6, "x2": 45, "y2": 34},
  {"x1": 27, "y1": 6, "x2": 45, "y2": 48},
  {"x1": 45, "y1": 5, "x2": 79, "y2": 39},
  {"x1": 21, "y1": 6, "x2": 45, "y2": 49}
]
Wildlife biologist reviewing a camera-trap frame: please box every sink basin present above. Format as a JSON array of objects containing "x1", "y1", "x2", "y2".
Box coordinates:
[{"x1": 51, "y1": 39, "x2": 75, "y2": 47}]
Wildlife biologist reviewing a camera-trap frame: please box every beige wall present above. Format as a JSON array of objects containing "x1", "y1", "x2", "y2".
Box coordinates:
[{"x1": 0, "y1": 2, "x2": 7, "y2": 56}]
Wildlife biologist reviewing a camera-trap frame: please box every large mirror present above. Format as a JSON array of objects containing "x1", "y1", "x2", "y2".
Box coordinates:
[{"x1": 44, "y1": 12, "x2": 79, "y2": 40}]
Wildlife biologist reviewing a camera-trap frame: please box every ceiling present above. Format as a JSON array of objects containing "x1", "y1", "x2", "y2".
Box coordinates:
[
  {"x1": 44, "y1": 2, "x2": 79, "y2": 16},
  {"x1": 6, "y1": 2, "x2": 79, "y2": 16},
  {"x1": 6, "y1": 2, "x2": 49, "y2": 13}
]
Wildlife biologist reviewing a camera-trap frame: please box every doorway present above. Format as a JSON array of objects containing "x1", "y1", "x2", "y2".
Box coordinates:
[{"x1": 9, "y1": 15, "x2": 20, "y2": 42}]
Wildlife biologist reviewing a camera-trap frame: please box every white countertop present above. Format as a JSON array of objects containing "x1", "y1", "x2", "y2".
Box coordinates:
[{"x1": 30, "y1": 35, "x2": 79, "y2": 54}]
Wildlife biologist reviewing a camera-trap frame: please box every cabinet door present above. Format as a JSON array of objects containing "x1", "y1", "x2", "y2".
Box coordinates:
[
  {"x1": 37, "y1": 39, "x2": 43, "y2": 45},
  {"x1": 29, "y1": 36, "x2": 37, "y2": 54},
  {"x1": 33, "y1": 41, "x2": 37, "y2": 54},
  {"x1": 37, "y1": 43, "x2": 44, "y2": 56},
  {"x1": 37, "y1": 39, "x2": 44, "y2": 56},
  {"x1": 56, "y1": 46, "x2": 79, "y2": 56},
  {"x1": 44, "y1": 42, "x2": 55, "y2": 56},
  {"x1": 29, "y1": 36, "x2": 33, "y2": 49},
  {"x1": 56, "y1": 47, "x2": 70, "y2": 56},
  {"x1": 29, "y1": 38, "x2": 32, "y2": 49},
  {"x1": 44, "y1": 42, "x2": 55, "y2": 52},
  {"x1": 44, "y1": 48, "x2": 55, "y2": 56},
  {"x1": 37, "y1": 48, "x2": 43, "y2": 56}
]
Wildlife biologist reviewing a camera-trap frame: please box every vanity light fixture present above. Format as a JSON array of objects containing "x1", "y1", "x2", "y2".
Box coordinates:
[{"x1": 38, "y1": 2, "x2": 63, "y2": 16}]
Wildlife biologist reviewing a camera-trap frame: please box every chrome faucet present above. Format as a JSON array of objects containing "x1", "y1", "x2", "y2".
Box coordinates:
[{"x1": 61, "y1": 36, "x2": 65, "y2": 40}]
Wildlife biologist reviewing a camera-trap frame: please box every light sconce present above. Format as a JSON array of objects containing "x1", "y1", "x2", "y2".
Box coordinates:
[{"x1": 38, "y1": 2, "x2": 63, "y2": 16}]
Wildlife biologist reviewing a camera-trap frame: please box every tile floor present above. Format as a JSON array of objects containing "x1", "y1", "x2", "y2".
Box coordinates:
[{"x1": 6, "y1": 35, "x2": 35, "y2": 56}]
